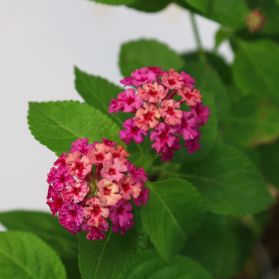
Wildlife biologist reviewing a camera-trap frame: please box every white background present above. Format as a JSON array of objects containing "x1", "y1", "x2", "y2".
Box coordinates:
[{"x1": 0, "y1": 0, "x2": 232, "y2": 212}]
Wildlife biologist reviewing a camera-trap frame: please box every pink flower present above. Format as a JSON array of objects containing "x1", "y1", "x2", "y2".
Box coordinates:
[
  {"x1": 84, "y1": 197, "x2": 110, "y2": 227},
  {"x1": 109, "y1": 88, "x2": 143, "y2": 113},
  {"x1": 58, "y1": 203, "x2": 83, "y2": 234},
  {"x1": 97, "y1": 179, "x2": 121, "y2": 206},
  {"x1": 47, "y1": 187, "x2": 64, "y2": 215},
  {"x1": 101, "y1": 158, "x2": 127, "y2": 182},
  {"x1": 87, "y1": 142, "x2": 112, "y2": 165},
  {"x1": 109, "y1": 67, "x2": 210, "y2": 160},
  {"x1": 161, "y1": 69, "x2": 184, "y2": 90},
  {"x1": 192, "y1": 103, "x2": 210, "y2": 126},
  {"x1": 127, "y1": 163, "x2": 147, "y2": 185},
  {"x1": 66, "y1": 152, "x2": 92, "y2": 179},
  {"x1": 47, "y1": 139, "x2": 148, "y2": 239},
  {"x1": 138, "y1": 82, "x2": 166, "y2": 103},
  {"x1": 120, "y1": 67, "x2": 157, "y2": 86},
  {"x1": 134, "y1": 188, "x2": 150, "y2": 206},
  {"x1": 110, "y1": 200, "x2": 134, "y2": 234},
  {"x1": 120, "y1": 118, "x2": 147, "y2": 144},
  {"x1": 178, "y1": 88, "x2": 202, "y2": 107},
  {"x1": 47, "y1": 166, "x2": 73, "y2": 191},
  {"x1": 179, "y1": 112, "x2": 198, "y2": 141},
  {"x1": 135, "y1": 103, "x2": 160, "y2": 131},
  {"x1": 62, "y1": 180, "x2": 89, "y2": 203},
  {"x1": 120, "y1": 176, "x2": 141, "y2": 200},
  {"x1": 150, "y1": 122, "x2": 178, "y2": 154},
  {"x1": 160, "y1": 99, "x2": 182, "y2": 125},
  {"x1": 185, "y1": 133, "x2": 201, "y2": 154},
  {"x1": 70, "y1": 138, "x2": 90, "y2": 154},
  {"x1": 86, "y1": 227, "x2": 106, "y2": 240},
  {"x1": 180, "y1": 71, "x2": 195, "y2": 88}
]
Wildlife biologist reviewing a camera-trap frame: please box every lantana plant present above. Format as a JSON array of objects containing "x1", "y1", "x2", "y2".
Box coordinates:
[{"x1": 1, "y1": 0, "x2": 279, "y2": 279}]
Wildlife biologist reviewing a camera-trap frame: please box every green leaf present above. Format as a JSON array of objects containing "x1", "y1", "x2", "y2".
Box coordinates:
[
  {"x1": 119, "y1": 251, "x2": 214, "y2": 279},
  {"x1": 128, "y1": 0, "x2": 170, "y2": 12},
  {"x1": 93, "y1": 0, "x2": 135, "y2": 5},
  {"x1": 119, "y1": 39, "x2": 185, "y2": 76},
  {"x1": 215, "y1": 27, "x2": 233, "y2": 49},
  {"x1": 28, "y1": 101, "x2": 121, "y2": 154},
  {"x1": 258, "y1": 140, "x2": 279, "y2": 188},
  {"x1": 74, "y1": 67, "x2": 125, "y2": 125},
  {"x1": 232, "y1": 40, "x2": 279, "y2": 104},
  {"x1": 79, "y1": 227, "x2": 142, "y2": 279},
  {"x1": 0, "y1": 210, "x2": 79, "y2": 279},
  {"x1": 182, "y1": 0, "x2": 249, "y2": 29},
  {"x1": 141, "y1": 179, "x2": 204, "y2": 260},
  {"x1": 222, "y1": 96, "x2": 279, "y2": 147},
  {"x1": 183, "y1": 214, "x2": 254, "y2": 278},
  {"x1": 181, "y1": 142, "x2": 274, "y2": 215},
  {"x1": 0, "y1": 231, "x2": 66, "y2": 279}
]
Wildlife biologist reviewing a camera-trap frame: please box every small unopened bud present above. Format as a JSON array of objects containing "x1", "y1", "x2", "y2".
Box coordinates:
[{"x1": 246, "y1": 9, "x2": 265, "y2": 33}]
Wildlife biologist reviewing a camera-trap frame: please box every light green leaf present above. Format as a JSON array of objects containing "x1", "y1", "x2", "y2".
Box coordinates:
[
  {"x1": 232, "y1": 40, "x2": 279, "y2": 104},
  {"x1": 119, "y1": 251, "x2": 214, "y2": 279},
  {"x1": 79, "y1": 227, "x2": 142, "y2": 279},
  {"x1": 183, "y1": 0, "x2": 249, "y2": 29},
  {"x1": 0, "y1": 231, "x2": 66, "y2": 279},
  {"x1": 74, "y1": 67, "x2": 125, "y2": 125},
  {"x1": 141, "y1": 179, "x2": 204, "y2": 260},
  {"x1": 119, "y1": 39, "x2": 185, "y2": 76},
  {"x1": 183, "y1": 214, "x2": 254, "y2": 278},
  {"x1": 0, "y1": 210, "x2": 79, "y2": 279},
  {"x1": 181, "y1": 142, "x2": 274, "y2": 215},
  {"x1": 258, "y1": 140, "x2": 279, "y2": 188},
  {"x1": 28, "y1": 101, "x2": 121, "y2": 154},
  {"x1": 223, "y1": 96, "x2": 279, "y2": 147}
]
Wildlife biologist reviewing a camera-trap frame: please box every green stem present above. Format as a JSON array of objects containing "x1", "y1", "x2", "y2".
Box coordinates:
[{"x1": 189, "y1": 12, "x2": 206, "y2": 64}]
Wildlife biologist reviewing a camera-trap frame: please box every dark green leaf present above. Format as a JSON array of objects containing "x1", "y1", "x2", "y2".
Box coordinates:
[
  {"x1": 183, "y1": 214, "x2": 254, "y2": 278},
  {"x1": 182, "y1": 0, "x2": 249, "y2": 29},
  {"x1": 28, "y1": 101, "x2": 121, "y2": 154},
  {"x1": 128, "y1": 0, "x2": 170, "y2": 12},
  {"x1": 119, "y1": 251, "x2": 214, "y2": 279},
  {"x1": 79, "y1": 227, "x2": 142, "y2": 279},
  {"x1": 181, "y1": 142, "x2": 274, "y2": 215},
  {"x1": 258, "y1": 140, "x2": 279, "y2": 188},
  {"x1": 141, "y1": 179, "x2": 204, "y2": 259},
  {"x1": 0, "y1": 210, "x2": 79, "y2": 279},
  {"x1": 119, "y1": 39, "x2": 185, "y2": 76},
  {"x1": 232, "y1": 40, "x2": 279, "y2": 104},
  {"x1": 0, "y1": 231, "x2": 66, "y2": 279},
  {"x1": 222, "y1": 96, "x2": 279, "y2": 147}
]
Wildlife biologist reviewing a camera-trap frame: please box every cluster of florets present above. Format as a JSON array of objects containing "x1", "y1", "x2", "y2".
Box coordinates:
[
  {"x1": 246, "y1": 9, "x2": 265, "y2": 33},
  {"x1": 47, "y1": 138, "x2": 149, "y2": 240},
  {"x1": 109, "y1": 67, "x2": 210, "y2": 160}
]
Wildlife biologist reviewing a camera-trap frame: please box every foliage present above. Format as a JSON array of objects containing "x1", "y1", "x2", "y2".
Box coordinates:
[{"x1": 2, "y1": 0, "x2": 279, "y2": 278}]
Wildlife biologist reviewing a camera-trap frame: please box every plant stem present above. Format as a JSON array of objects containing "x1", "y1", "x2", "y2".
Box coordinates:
[{"x1": 189, "y1": 12, "x2": 206, "y2": 64}]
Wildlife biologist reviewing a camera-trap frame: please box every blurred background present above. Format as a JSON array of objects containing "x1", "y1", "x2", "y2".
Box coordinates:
[{"x1": 0, "y1": 0, "x2": 232, "y2": 211}]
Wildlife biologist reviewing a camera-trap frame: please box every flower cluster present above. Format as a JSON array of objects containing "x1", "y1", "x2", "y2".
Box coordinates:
[
  {"x1": 47, "y1": 138, "x2": 149, "y2": 240},
  {"x1": 246, "y1": 9, "x2": 265, "y2": 33},
  {"x1": 109, "y1": 67, "x2": 210, "y2": 160}
]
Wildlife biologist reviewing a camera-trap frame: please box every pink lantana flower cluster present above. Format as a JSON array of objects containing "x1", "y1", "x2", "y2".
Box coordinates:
[
  {"x1": 47, "y1": 138, "x2": 149, "y2": 240},
  {"x1": 109, "y1": 67, "x2": 210, "y2": 160}
]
